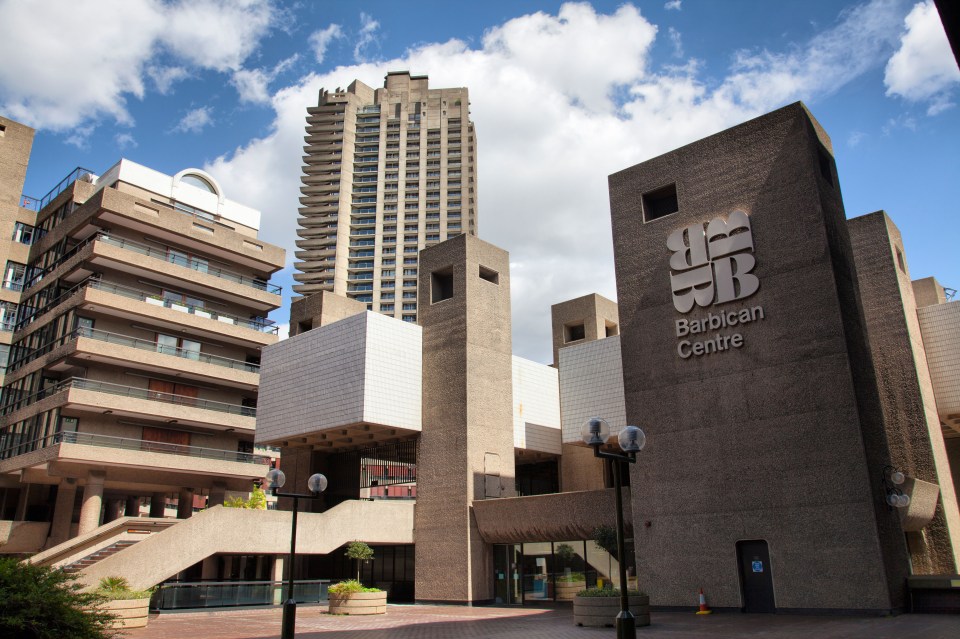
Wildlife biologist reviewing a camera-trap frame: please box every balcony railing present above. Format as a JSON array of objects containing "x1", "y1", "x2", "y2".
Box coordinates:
[
  {"x1": 0, "y1": 430, "x2": 269, "y2": 464},
  {"x1": 23, "y1": 232, "x2": 280, "y2": 295},
  {"x1": 14, "y1": 277, "x2": 278, "y2": 335},
  {"x1": 39, "y1": 167, "x2": 96, "y2": 210},
  {"x1": 0, "y1": 377, "x2": 256, "y2": 417}
]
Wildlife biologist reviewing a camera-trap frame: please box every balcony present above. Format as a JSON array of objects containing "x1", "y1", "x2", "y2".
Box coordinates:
[
  {"x1": 1, "y1": 377, "x2": 256, "y2": 434},
  {"x1": 14, "y1": 279, "x2": 278, "y2": 347},
  {"x1": 0, "y1": 431, "x2": 269, "y2": 480}
]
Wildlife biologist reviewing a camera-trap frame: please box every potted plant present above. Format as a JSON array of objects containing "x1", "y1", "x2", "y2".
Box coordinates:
[
  {"x1": 194, "y1": 308, "x2": 213, "y2": 319},
  {"x1": 169, "y1": 300, "x2": 189, "y2": 313},
  {"x1": 326, "y1": 580, "x2": 386, "y2": 615},
  {"x1": 145, "y1": 295, "x2": 164, "y2": 306},
  {"x1": 573, "y1": 586, "x2": 650, "y2": 628},
  {"x1": 93, "y1": 576, "x2": 153, "y2": 629},
  {"x1": 345, "y1": 541, "x2": 374, "y2": 581}
]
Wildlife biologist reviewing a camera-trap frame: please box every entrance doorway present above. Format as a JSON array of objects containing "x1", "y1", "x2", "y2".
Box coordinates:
[{"x1": 737, "y1": 540, "x2": 775, "y2": 613}]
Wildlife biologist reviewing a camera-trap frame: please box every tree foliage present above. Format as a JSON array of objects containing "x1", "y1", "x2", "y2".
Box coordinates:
[
  {"x1": 345, "y1": 541, "x2": 374, "y2": 581},
  {"x1": 223, "y1": 484, "x2": 268, "y2": 510},
  {"x1": 0, "y1": 557, "x2": 116, "y2": 639}
]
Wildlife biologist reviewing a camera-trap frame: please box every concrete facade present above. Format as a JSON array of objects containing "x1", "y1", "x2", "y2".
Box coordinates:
[
  {"x1": 609, "y1": 103, "x2": 910, "y2": 612},
  {"x1": 0, "y1": 118, "x2": 285, "y2": 551},
  {"x1": 414, "y1": 233, "x2": 515, "y2": 603},
  {"x1": 848, "y1": 211, "x2": 960, "y2": 573},
  {"x1": 294, "y1": 72, "x2": 478, "y2": 325}
]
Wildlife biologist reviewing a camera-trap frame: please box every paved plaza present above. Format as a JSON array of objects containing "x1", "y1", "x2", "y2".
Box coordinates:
[{"x1": 125, "y1": 604, "x2": 959, "y2": 639}]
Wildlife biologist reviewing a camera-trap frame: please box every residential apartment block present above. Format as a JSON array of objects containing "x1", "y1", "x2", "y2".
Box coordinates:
[
  {"x1": 0, "y1": 115, "x2": 285, "y2": 551},
  {"x1": 293, "y1": 72, "x2": 478, "y2": 324}
]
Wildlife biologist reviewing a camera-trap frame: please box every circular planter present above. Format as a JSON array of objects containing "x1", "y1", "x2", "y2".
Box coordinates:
[
  {"x1": 97, "y1": 598, "x2": 151, "y2": 629},
  {"x1": 555, "y1": 581, "x2": 586, "y2": 601},
  {"x1": 328, "y1": 591, "x2": 387, "y2": 615},
  {"x1": 573, "y1": 594, "x2": 650, "y2": 628}
]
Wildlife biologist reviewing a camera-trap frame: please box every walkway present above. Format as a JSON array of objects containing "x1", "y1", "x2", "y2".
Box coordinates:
[{"x1": 125, "y1": 604, "x2": 959, "y2": 639}]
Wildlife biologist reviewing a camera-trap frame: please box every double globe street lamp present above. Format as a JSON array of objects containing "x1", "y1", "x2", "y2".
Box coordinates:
[
  {"x1": 580, "y1": 417, "x2": 646, "y2": 639},
  {"x1": 265, "y1": 468, "x2": 328, "y2": 639}
]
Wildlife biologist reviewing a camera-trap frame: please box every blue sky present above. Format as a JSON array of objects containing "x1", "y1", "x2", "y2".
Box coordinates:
[{"x1": 2, "y1": 0, "x2": 958, "y2": 363}]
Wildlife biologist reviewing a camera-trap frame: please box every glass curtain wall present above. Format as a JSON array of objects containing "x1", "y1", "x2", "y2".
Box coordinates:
[{"x1": 492, "y1": 539, "x2": 635, "y2": 605}]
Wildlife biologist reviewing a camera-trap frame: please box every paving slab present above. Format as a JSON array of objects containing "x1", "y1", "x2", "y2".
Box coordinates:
[{"x1": 123, "y1": 605, "x2": 960, "y2": 639}]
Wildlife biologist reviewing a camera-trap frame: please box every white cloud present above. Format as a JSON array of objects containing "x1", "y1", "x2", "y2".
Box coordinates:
[
  {"x1": 884, "y1": 0, "x2": 960, "y2": 113},
  {"x1": 0, "y1": 0, "x2": 279, "y2": 131},
  {"x1": 115, "y1": 132, "x2": 138, "y2": 149},
  {"x1": 354, "y1": 12, "x2": 381, "y2": 62},
  {"x1": 232, "y1": 55, "x2": 299, "y2": 105},
  {"x1": 148, "y1": 66, "x2": 190, "y2": 94},
  {"x1": 174, "y1": 106, "x2": 213, "y2": 133},
  {"x1": 668, "y1": 27, "x2": 684, "y2": 57},
  {"x1": 847, "y1": 130, "x2": 866, "y2": 147},
  {"x1": 205, "y1": 1, "x2": 909, "y2": 363},
  {"x1": 309, "y1": 24, "x2": 344, "y2": 64},
  {"x1": 664, "y1": 0, "x2": 682, "y2": 10}
]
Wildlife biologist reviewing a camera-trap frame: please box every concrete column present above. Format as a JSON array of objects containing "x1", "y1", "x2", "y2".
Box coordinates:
[
  {"x1": 208, "y1": 482, "x2": 227, "y2": 508},
  {"x1": 48, "y1": 478, "x2": 78, "y2": 547},
  {"x1": 103, "y1": 497, "x2": 123, "y2": 522},
  {"x1": 77, "y1": 471, "x2": 105, "y2": 535},
  {"x1": 125, "y1": 496, "x2": 141, "y2": 517},
  {"x1": 177, "y1": 488, "x2": 194, "y2": 519},
  {"x1": 13, "y1": 483, "x2": 30, "y2": 521},
  {"x1": 414, "y1": 235, "x2": 516, "y2": 604},
  {"x1": 272, "y1": 556, "x2": 285, "y2": 604},
  {"x1": 149, "y1": 492, "x2": 167, "y2": 518}
]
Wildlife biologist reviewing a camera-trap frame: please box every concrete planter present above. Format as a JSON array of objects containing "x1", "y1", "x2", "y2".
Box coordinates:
[
  {"x1": 194, "y1": 309, "x2": 213, "y2": 319},
  {"x1": 217, "y1": 315, "x2": 236, "y2": 325},
  {"x1": 573, "y1": 594, "x2": 650, "y2": 628},
  {"x1": 97, "y1": 598, "x2": 151, "y2": 629},
  {"x1": 327, "y1": 591, "x2": 386, "y2": 615},
  {"x1": 145, "y1": 297, "x2": 164, "y2": 306},
  {"x1": 555, "y1": 580, "x2": 586, "y2": 601}
]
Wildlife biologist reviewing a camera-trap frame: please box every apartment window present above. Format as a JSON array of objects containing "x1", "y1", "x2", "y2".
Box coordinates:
[
  {"x1": 162, "y1": 290, "x2": 204, "y2": 308},
  {"x1": 381, "y1": 292, "x2": 395, "y2": 300},
  {"x1": 382, "y1": 280, "x2": 395, "y2": 288},
  {"x1": 2, "y1": 262, "x2": 26, "y2": 291},
  {"x1": 403, "y1": 279, "x2": 416, "y2": 288},
  {"x1": 381, "y1": 269, "x2": 395, "y2": 277},
  {"x1": 381, "y1": 258, "x2": 396, "y2": 266},
  {"x1": 404, "y1": 246, "x2": 417, "y2": 253},
  {"x1": 402, "y1": 291, "x2": 417, "y2": 299},
  {"x1": 11, "y1": 222, "x2": 36, "y2": 245},
  {"x1": 403, "y1": 258, "x2": 417, "y2": 265},
  {"x1": 403, "y1": 269, "x2": 418, "y2": 276},
  {"x1": 380, "y1": 304, "x2": 394, "y2": 312},
  {"x1": 402, "y1": 315, "x2": 416, "y2": 322},
  {"x1": 168, "y1": 249, "x2": 209, "y2": 273},
  {"x1": 157, "y1": 333, "x2": 201, "y2": 360},
  {"x1": 0, "y1": 302, "x2": 18, "y2": 332},
  {"x1": 402, "y1": 303, "x2": 417, "y2": 311}
]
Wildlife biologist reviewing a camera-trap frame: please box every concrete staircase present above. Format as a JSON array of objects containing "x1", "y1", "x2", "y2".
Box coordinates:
[
  {"x1": 71, "y1": 501, "x2": 414, "y2": 591},
  {"x1": 63, "y1": 540, "x2": 141, "y2": 574}
]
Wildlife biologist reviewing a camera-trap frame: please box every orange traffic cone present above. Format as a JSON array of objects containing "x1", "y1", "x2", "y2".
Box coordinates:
[{"x1": 696, "y1": 588, "x2": 712, "y2": 615}]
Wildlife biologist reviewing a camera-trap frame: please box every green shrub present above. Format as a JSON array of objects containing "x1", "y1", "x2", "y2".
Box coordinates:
[
  {"x1": 223, "y1": 484, "x2": 268, "y2": 510},
  {"x1": 328, "y1": 579, "x2": 382, "y2": 595},
  {"x1": 0, "y1": 557, "x2": 116, "y2": 639},
  {"x1": 576, "y1": 586, "x2": 645, "y2": 597},
  {"x1": 556, "y1": 572, "x2": 585, "y2": 583},
  {"x1": 94, "y1": 576, "x2": 152, "y2": 600}
]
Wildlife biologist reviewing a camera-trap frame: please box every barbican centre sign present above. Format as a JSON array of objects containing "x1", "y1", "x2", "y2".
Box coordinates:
[{"x1": 667, "y1": 210, "x2": 766, "y2": 359}]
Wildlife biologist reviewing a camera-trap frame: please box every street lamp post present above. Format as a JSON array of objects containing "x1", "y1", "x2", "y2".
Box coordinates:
[
  {"x1": 266, "y1": 468, "x2": 328, "y2": 639},
  {"x1": 581, "y1": 417, "x2": 646, "y2": 639}
]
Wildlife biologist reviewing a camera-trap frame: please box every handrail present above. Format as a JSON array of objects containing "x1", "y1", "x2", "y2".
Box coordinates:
[
  {"x1": 14, "y1": 277, "x2": 279, "y2": 334},
  {"x1": 0, "y1": 376, "x2": 256, "y2": 418},
  {"x1": 23, "y1": 232, "x2": 280, "y2": 295},
  {"x1": 59, "y1": 431, "x2": 271, "y2": 464},
  {"x1": 40, "y1": 167, "x2": 96, "y2": 210},
  {"x1": 4, "y1": 326, "x2": 260, "y2": 375}
]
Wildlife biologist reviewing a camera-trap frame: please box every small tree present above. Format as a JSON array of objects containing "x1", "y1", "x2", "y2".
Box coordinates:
[
  {"x1": 223, "y1": 484, "x2": 267, "y2": 510},
  {"x1": 0, "y1": 557, "x2": 115, "y2": 639},
  {"x1": 593, "y1": 525, "x2": 618, "y2": 588},
  {"x1": 345, "y1": 541, "x2": 374, "y2": 582}
]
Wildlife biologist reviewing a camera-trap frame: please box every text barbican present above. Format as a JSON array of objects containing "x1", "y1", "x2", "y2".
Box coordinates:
[{"x1": 675, "y1": 306, "x2": 766, "y2": 359}]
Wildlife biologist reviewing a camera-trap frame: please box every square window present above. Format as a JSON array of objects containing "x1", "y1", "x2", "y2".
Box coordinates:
[
  {"x1": 642, "y1": 184, "x2": 678, "y2": 222},
  {"x1": 431, "y1": 266, "x2": 453, "y2": 303}
]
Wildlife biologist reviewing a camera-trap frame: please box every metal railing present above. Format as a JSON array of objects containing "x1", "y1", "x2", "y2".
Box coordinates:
[
  {"x1": 40, "y1": 167, "x2": 96, "y2": 210},
  {"x1": 76, "y1": 327, "x2": 260, "y2": 372},
  {"x1": 58, "y1": 431, "x2": 270, "y2": 464},
  {"x1": 22, "y1": 233, "x2": 279, "y2": 295},
  {"x1": 15, "y1": 277, "x2": 278, "y2": 334},
  {"x1": 1, "y1": 377, "x2": 256, "y2": 417},
  {"x1": 20, "y1": 195, "x2": 41, "y2": 212},
  {"x1": 152, "y1": 580, "x2": 329, "y2": 610}
]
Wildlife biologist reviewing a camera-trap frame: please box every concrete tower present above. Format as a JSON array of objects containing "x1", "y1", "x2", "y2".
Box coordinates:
[{"x1": 414, "y1": 233, "x2": 515, "y2": 603}]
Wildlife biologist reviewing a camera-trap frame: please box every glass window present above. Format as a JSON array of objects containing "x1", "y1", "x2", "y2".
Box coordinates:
[
  {"x1": 180, "y1": 174, "x2": 216, "y2": 192},
  {"x1": 3, "y1": 262, "x2": 26, "y2": 291},
  {"x1": 12, "y1": 222, "x2": 35, "y2": 245}
]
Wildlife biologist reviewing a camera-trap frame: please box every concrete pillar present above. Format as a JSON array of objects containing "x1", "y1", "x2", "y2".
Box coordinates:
[
  {"x1": 177, "y1": 488, "x2": 194, "y2": 519},
  {"x1": 272, "y1": 556, "x2": 285, "y2": 604},
  {"x1": 103, "y1": 497, "x2": 123, "y2": 522},
  {"x1": 414, "y1": 235, "x2": 516, "y2": 604},
  {"x1": 13, "y1": 483, "x2": 30, "y2": 521},
  {"x1": 77, "y1": 471, "x2": 105, "y2": 535},
  {"x1": 208, "y1": 482, "x2": 227, "y2": 508},
  {"x1": 125, "y1": 496, "x2": 140, "y2": 517},
  {"x1": 48, "y1": 478, "x2": 78, "y2": 547},
  {"x1": 149, "y1": 492, "x2": 167, "y2": 518}
]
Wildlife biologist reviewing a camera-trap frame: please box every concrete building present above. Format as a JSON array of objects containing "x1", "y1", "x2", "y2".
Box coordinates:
[
  {"x1": 0, "y1": 115, "x2": 285, "y2": 552},
  {"x1": 292, "y1": 71, "x2": 479, "y2": 324},
  {"x1": 13, "y1": 105, "x2": 960, "y2": 615}
]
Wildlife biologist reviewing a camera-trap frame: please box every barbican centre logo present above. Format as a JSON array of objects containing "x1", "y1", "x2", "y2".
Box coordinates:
[{"x1": 667, "y1": 210, "x2": 765, "y2": 359}]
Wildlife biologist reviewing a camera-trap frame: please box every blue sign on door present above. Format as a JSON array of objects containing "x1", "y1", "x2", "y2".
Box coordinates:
[{"x1": 751, "y1": 560, "x2": 763, "y2": 573}]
